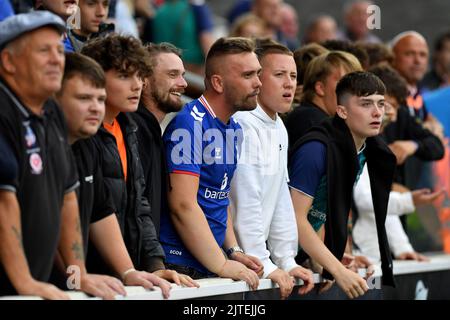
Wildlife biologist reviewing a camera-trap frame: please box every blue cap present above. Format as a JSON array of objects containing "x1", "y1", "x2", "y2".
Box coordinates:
[{"x1": 0, "y1": 11, "x2": 66, "y2": 50}]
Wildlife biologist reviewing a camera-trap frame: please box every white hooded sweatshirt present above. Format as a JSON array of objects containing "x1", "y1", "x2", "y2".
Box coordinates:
[{"x1": 230, "y1": 105, "x2": 299, "y2": 278}]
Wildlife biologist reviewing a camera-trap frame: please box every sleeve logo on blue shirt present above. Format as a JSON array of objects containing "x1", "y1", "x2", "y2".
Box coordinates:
[{"x1": 190, "y1": 105, "x2": 205, "y2": 122}]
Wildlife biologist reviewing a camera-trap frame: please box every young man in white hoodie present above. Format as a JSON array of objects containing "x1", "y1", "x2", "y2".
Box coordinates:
[{"x1": 230, "y1": 38, "x2": 315, "y2": 299}]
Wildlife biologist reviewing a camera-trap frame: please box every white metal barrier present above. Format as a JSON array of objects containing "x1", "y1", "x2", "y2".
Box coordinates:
[{"x1": 1, "y1": 254, "x2": 449, "y2": 300}]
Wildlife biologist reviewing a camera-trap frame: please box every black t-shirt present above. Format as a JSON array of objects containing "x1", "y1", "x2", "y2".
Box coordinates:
[
  {"x1": 0, "y1": 134, "x2": 17, "y2": 191},
  {"x1": 132, "y1": 105, "x2": 168, "y2": 236},
  {"x1": 284, "y1": 102, "x2": 330, "y2": 149},
  {"x1": 72, "y1": 138, "x2": 115, "y2": 255},
  {"x1": 0, "y1": 79, "x2": 79, "y2": 295}
]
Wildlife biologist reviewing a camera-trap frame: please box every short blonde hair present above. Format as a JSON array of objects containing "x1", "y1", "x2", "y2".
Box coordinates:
[
  {"x1": 302, "y1": 51, "x2": 362, "y2": 104},
  {"x1": 229, "y1": 13, "x2": 267, "y2": 38}
]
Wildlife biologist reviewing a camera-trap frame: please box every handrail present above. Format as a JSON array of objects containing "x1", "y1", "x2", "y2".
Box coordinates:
[
  {"x1": 0, "y1": 273, "x2": 325, "y2": 301},
  {"x1": 1, "y1": 252, "x2": 449, "y2": 300}
]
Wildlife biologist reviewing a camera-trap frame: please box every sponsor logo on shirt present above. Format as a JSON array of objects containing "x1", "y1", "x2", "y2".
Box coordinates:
[
  {"x1": 84, "y1": 175, "x2": 94, "y2": 183},
  {"x1": 205, "y1": 174, "x2": 230, "y2": 199},
  {"x1": 169, "y1": 249, "x2": 182, "y2": 256},
  {"x1": 220, "y1": 173, "x2": 228, "y2": 191},
  {"x1": 204, "y1": 188, "x2": 230, "y2": 200},
  {"x1": 309, "y1": 206, "x2": 326, "y2": 222}
]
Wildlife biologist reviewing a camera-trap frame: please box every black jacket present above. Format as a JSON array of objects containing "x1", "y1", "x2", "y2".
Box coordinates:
[
  {"x1": 131, "y1": 105, "x2": 169, "y2": 236},
  {"x1": 383, "y1": 105, "x2": 444, "y2": 186},
  {"x1": 289, "y1": 116, "x2": 396, "y2": 286},
  {"x1": 284, "y1": 101, "x2": 330, "y2": 149},
  {"x1": 89, "y1": 112, "x2": 165, "y2": 273}
]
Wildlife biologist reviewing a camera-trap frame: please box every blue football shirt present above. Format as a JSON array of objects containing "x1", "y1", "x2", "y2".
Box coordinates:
[{"x1": 160, "y1": 96, "x2": 243, "y2": 273}]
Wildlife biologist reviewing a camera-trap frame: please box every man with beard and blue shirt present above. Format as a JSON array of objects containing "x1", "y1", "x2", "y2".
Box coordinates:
[{"x1": 160, "y1": 37, "x2": 263, "y2": 288}]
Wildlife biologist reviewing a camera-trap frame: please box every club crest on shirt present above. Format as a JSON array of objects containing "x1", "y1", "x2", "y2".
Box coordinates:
[
  {"x1": 215, "y1": 147, "x2": 222, "y2": 159},
  {"x1": 29, "y1": 152, "x2": 43, "y2": 175}
]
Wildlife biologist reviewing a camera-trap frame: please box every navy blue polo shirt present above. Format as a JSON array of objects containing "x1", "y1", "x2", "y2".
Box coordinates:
[{"x1": 0, "y1": 78, "x2": 79, "y2": 294}]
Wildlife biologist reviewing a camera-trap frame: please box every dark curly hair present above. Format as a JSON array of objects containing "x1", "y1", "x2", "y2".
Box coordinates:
[{"x1": 81, "y1": 33, "x2": 151, "y2": 78}]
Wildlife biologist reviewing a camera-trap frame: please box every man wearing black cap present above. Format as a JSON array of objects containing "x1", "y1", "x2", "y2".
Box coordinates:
[{"x1": 0, "y1": 11, "x2": 126, "y2": 299}]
